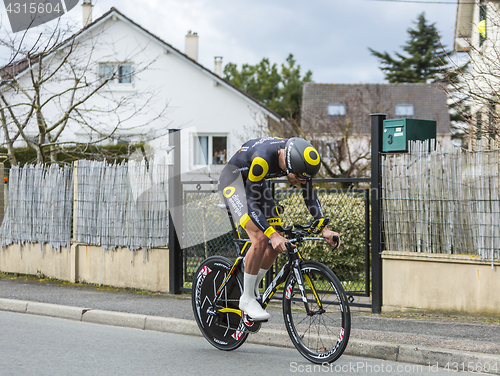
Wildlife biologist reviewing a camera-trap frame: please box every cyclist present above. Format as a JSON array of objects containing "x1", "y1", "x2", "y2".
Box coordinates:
[{"x1": 218, "y1": 137, "x2": 340, "y2": 321}]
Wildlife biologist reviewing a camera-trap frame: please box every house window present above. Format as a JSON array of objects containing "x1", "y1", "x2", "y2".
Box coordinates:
[
  {"x1": 99, "y1": 64, "x2": 114, "y2": 81},
  {"x1": 327, "y1": 103, "x2": 346, "y2": 116},
  {"x1": 118, "y1": 65, "x2": 132, "y2": 83},
  {"x1": 194, "y1": 135, "x2": 227, "y2": 165},
  {"x1": 99, "y1": 63, "x2": 133, "y2": 84},
  {"x1": 395, "y1": 104, "x2": 414, "y2": 118}
]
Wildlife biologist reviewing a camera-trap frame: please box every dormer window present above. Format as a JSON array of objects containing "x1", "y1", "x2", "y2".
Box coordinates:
[
  {"x1": 327, "y1": 103, "x2": 346, "y2": 116},
  {"x1": 395, "y1": 104, "x2": 414, "y2": 118}
]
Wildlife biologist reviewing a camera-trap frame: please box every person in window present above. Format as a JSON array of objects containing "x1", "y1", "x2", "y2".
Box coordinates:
[
  {"x1": 218, "y1": 149, "x2": 226, "y2": 164},
  {"x1": 218, "y1": 137, "x2": 340, "y2": 321},
  {"x1": 213, "y1": 150, "x2": 225, "y2": 165}
]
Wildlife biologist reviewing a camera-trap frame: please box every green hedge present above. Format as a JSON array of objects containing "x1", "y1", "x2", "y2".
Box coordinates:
[{"x1": 0, "y1": 144, "x2": 146, "y2": 168}]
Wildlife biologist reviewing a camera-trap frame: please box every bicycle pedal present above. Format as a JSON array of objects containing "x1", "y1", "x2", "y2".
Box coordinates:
[
  {"x1": 244, "y1": 323, "x2": 262, "y2": 334},
  {"x1": 242, "y1": 319, "x2": 263, "y2": 333},
  {"x1": 245, "y1": 318, "x2": 268, "y2": 324}
]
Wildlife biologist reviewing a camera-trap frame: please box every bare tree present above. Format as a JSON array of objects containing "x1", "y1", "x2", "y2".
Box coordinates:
[
  {"x1": 0, "y1": 20, "x2": 169, "y2": 165},
  {"x1": 448, "y1": 2, "x2": 500, "y2": 150},
  {"x1": 267, "y1": 85, "x2": 392, "y2": 183}
]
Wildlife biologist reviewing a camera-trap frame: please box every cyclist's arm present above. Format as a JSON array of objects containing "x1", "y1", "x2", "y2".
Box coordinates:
[
  {"x1": 301, "y1": 180, "x2": 324, "y2": 219},
  {"x1": 302, "y1": 181, "x2": 341, "y2": 248}
]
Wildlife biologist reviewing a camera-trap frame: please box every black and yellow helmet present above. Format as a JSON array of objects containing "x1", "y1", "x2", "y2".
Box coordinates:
[{"x1": 284, "y1": 138, "x2": 321, "y2": 179}]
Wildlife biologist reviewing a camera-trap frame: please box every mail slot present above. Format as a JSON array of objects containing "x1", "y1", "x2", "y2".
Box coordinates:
[{"x1": 382, "y1": 118, "x2": 436, "y2": 153}]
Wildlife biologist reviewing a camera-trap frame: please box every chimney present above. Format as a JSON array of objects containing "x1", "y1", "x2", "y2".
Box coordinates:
[
  {"x1": 185, "y1": 31, "x2": 199, "y2": 62},
  {"x1": 82, "y1": 0, "x2": 93, "y2": 28},
  {"x1": 214, "y1": 56, "x2": 223, "y2": 76}
]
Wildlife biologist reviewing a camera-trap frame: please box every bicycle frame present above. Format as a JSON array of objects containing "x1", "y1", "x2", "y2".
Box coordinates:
[
  {"x1": 213, "y1": 240, "x2": 322, "y2": 319},
  {"x1": 213, "y1": 205, "x2": 326, "y2": 320}
]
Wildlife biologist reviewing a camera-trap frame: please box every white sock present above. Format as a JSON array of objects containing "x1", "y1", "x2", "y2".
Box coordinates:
[
  {"x1": 255, "y1": 268, "x2": 268, "y2": 296},
  {"x1": 242, "y1": 272, "x2": 258, "y2": 301}
]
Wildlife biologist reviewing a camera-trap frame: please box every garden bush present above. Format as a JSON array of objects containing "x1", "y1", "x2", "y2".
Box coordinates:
[{"x1": 277, "y1": 190, "x2": 368, "y2": 290}]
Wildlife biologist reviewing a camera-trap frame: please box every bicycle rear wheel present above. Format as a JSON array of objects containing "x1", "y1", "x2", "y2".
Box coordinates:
[
  {"x1": 192, "y1": 256, "x2": 248, "y2": 351},
  {"x1": 282, "y1": 261, "x2": 350, "y2": 364}
]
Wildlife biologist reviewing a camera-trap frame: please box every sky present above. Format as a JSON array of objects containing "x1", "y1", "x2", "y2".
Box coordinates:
[{"x1": 0, "y1": 0, "x2": 459, "y2": 84}]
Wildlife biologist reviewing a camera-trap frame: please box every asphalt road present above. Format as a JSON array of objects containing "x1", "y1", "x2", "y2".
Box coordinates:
[
  {"x1": 0, "y1": 311, "x2": 470, "y2": 376},
  {"x1": 1, "y1": 278, "x2": 499, "y2": 344}
]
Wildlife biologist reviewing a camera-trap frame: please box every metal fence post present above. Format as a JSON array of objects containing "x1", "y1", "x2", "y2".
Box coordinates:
[
  {"x1": 169, "y1": 129, "x2": 183, "y2": 294},
  {"x1": 370, "y1": 113, "x2": 386, "y2": 314},
  {"x1": 72, "y1": 161, "x2": 78, "y2": 240}
]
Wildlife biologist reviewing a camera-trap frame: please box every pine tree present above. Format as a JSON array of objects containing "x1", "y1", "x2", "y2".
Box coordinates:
[
  {"x1": 369, "y1": 13, "x2": 448, "y2": 83},
  {"x1": 223, "y1": 54, "x2": 312, "y2": 120},
  {"x1": 369, "y1": 13, "x2": 470, "y2": 147}
]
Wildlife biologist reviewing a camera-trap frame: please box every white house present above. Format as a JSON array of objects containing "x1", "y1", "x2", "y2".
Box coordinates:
[
  {"x1": 455, "y1": 0, "x2": 500, "y2": 149},
  {"x1": 1, "y1": 5, "x2": 281, "y2": 178}
]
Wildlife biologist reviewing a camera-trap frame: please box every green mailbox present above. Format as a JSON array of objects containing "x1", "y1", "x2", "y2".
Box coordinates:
[{"x1": 382, "y1": 118, "x2": 436, "y2": 153}]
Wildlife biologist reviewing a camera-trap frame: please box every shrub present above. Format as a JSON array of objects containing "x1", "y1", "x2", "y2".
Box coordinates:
[{"x1": 278, "y1": 190, "x2": 367, "y2": 289}]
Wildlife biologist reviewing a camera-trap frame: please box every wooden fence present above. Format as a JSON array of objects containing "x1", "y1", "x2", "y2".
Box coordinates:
[
  {"x1": 0, "y1": 159, "x2": 170, "y2": 252},
  {"x1": 0, "y1": 164, "x2": 73, "y2": 251},
  {"x1": 74, "y1": 160, "x2": 169, "y2": 251},
  {"x1": 382, "y1": 142, "x2": 500, "y2": 261}
]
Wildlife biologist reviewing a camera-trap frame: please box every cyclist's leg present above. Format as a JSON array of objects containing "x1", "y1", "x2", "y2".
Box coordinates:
[
  {"x1": 246, "y1": 221, "x2": 275, "y2": 298},
  {"x1": 218, "y1": 169, "x2": 269, "y2": 320},
  {"x1": 240, "y1": 220, "x2": 269, "y2": 274},
  {"x1": 242, "y1": 186, "x2": 281, "y2": 275},
  {"x1": 254, "y1": 183, "x2": 282, "y2": 287},
  {"x1": 238, "y1": 220, "x2": 271, "y2": 320}
]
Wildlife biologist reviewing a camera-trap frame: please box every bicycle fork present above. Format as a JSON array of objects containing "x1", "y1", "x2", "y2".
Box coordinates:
[{"x1": 291, "y1": 260, "x2": 325, "y2": 316}]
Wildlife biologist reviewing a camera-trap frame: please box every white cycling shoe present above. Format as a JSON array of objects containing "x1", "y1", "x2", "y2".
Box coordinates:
[{"x1": 239, "y1": 295, "x2": 270, "y2": 321}]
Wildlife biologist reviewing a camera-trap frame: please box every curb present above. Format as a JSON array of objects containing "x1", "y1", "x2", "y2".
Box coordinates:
[{"x1": 1, "y1": 298, "x2": 499, "y2": 374}]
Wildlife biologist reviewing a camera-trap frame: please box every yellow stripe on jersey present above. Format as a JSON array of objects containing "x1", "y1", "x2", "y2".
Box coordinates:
[{"x1": 240, "y1": 213, "x2": 251, "y2": 229}]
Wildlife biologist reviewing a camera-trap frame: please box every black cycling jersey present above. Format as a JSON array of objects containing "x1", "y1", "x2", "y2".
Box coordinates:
[{"x1": 218, "y1": 137, "x2": 324, "y2": 237}]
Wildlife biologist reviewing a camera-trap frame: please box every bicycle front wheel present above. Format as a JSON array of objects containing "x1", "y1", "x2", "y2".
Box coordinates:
[
  {"x1": 192, "y1": 256, "x2": 248, "y2": 351},
  {"x1": 282, "y1": 261, "x2": 351, "y2": 364}
]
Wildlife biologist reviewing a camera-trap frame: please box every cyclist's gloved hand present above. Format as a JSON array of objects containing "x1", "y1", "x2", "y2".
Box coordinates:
[
  {"x1": 269, "y1": 231, "x2": 295, "y2": 252},
  {"x1": 308, "y1": 218, "x2": 330, "y2": 235},
  {"x1": 322, "y1": 228, "x2": 341, "y2": 249}
]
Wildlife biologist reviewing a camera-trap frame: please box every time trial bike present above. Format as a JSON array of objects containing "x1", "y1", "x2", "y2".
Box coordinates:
[{"x1": 191, "y1": 215, "x2": 351, "y2": 364}]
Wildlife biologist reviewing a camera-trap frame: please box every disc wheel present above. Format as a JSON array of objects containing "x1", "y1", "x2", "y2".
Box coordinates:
[
  {"x1": 282, "y1": 261, "x2": 351, "y2": 364},
  {"x1": 192, "y1": 256, "x2": 248, "y2": 350}
]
